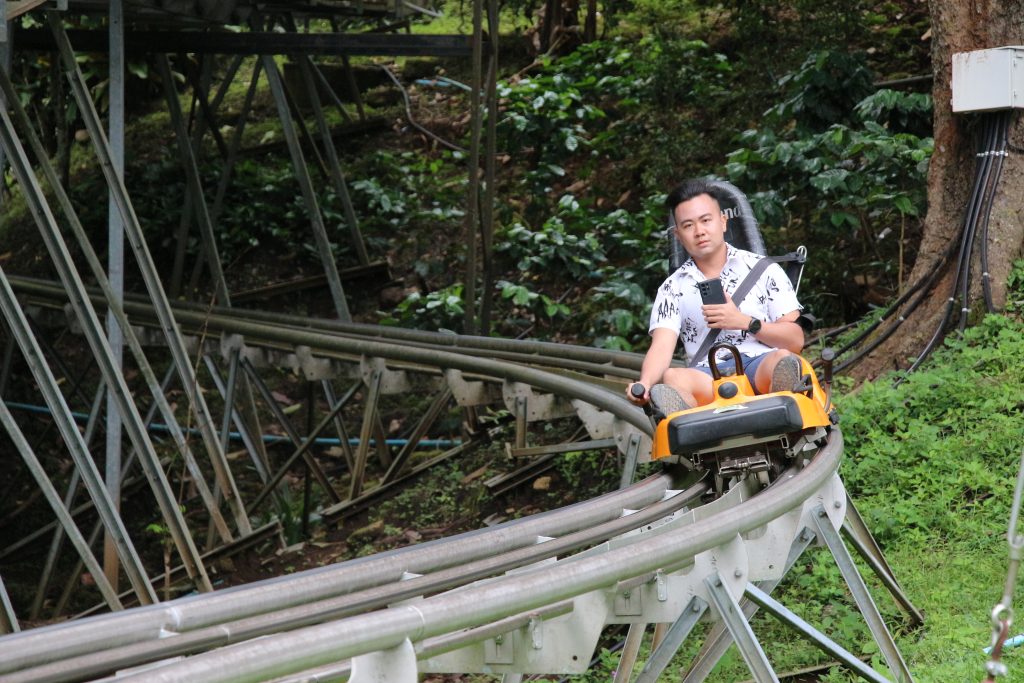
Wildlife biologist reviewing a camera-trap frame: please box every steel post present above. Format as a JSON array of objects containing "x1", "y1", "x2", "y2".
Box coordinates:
[
  {"x1": 153, "y1": 52, "x2": 232, "y2": 305},
  {"x1": 479, "y1": 0, "x2": 498, "y2": 335},
  {"x1": 323, "y1": 379, "x2": 358, "y2": 474},
  {"x1": 635, "y1": 596, "x2": 708, "y2": 683},
  {"x1": 105, "y1": 0, "x2": 126, "y2": 594},
  {"x1": 350, "y1": 368, "x2": 383, "y2": 499},
  {"x1": 841, "y1": 523, "x2": 924, "y2": 627},
  {"x1": 291, "y1": 36, "x2": 368, "y2": 266},
  {"x1": 239, "y1": 357, "x2": 342, "y2": 507},
  {"x1": 261, "y1": 54, "x2": 352, "y2": 321},
  {"x1": 382, "y1": 386, "x2": 453, "y2": 483},
  {"x1": 704, "y1": 572, "x2": 779, "y2": 683},
  {"x1": 462, "y1": 0, "x2": 484, "y2": 334},
  {"x1": 619, "y1": 432, "x2": 641, "y2": 490},
  {"x1": 203, "y1": 355, "x2": 274, "y2": 484},
  {"x1": 0, "y1": 573, "x2": 17, "y2": 635},
  {"x1": 613, "y1": 623, "x2": 646, "y2": 683}
]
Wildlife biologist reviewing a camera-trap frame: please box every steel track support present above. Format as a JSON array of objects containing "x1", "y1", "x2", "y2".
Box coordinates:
[
  {"x1": 635, "y1": 596, "x2": 709, "y2": 683},
  {"x1": 30, "y1": 383, "x2": 106, "y2": 620},
  {"x1": 0, "y1": 573, "x2": 17, "y2": 635},
  {"x1": 704, "y1": 572, "x2": 780, "y2": 683},
  {"x1": 48, "y1": 20, "x2": 252, "y2": 536},
  {"x1": 843, "y1": 495, "x2": 924, "y2": 627},
  {"x1": 288, "y1": 21, "x2": 368, "y2": 266},
  {"x1": 682, "y1": 528, "x2": 815, "y2": 683},
  {"x1": 0, "y1": 270, "x2": 159, "y2": 603},
  {"x1": 812, "y1": 506, "x2": 913, "y2": 683},
  {"x1": 323, "y1": 379, "x2": 357, "y2": 474},
  {"x1": 0, "y1": 63, "x2": 237, "y2": 548},
  {"x1": 350, "y1": 637, "x2": 417, "y2": 683},
  {"x1": 383, "y1": 386, "x2": 453, "y2": 483},
  {"x1": 152, "y1": 54, "x2": 231, "y2": 305},
  {"x1": 613, "y1": 622, "x2": 646, "y2": 683},
  {"x1": 4, "y1": 65, "x2": 222, "y2": 591},
  {"x1": 619, "y1": 432, "x2": 642, "y2": 490},
  {"x1": 462, "y1": 0, "x2": 484, "y2": 334},
  {"x1": 104, "y1": 0, "x2": 126, "y2": 594},
  {"x1": 203, "y1": 355, "x2": 287, "y2": 517},
  {"x1": 239, "y1": 358, "x2": 342, "y2": 508},
  {"x1": 261, "y1": 53, "x2": 352, "y2": 321},
  {"x1": 479, "y1": 0, "x2": 498, "y2": 335},
  {"x1": 171, "y1": 55, "x2": 244, "y2": 298},
  {"x1": 350, "y1": 368, "x2": 383, "y2": 499},
  {"x1": 744, "y1": 584, "x2": 892, "y2": 683},
  {"x1": 0, "y1": 400, "x2": 123, "y2": 611},
  {"x1": 303, "y1": 58, "x2": 369, "y2": 266}
]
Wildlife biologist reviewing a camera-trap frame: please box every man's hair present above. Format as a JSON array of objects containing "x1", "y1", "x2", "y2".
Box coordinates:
[{"x1": 665, "y1": 178, "x2": 726, "y2": 213}]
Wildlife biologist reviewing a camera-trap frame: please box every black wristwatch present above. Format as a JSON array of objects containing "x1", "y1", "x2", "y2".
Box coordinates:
[{"x1": 747, "y1": 317, "x2": 762, "y2": 334}]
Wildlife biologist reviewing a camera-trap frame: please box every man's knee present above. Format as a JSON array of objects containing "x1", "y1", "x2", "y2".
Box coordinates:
[{"x1": 662, "y1": 367, "x2": 713, "y2": 405}]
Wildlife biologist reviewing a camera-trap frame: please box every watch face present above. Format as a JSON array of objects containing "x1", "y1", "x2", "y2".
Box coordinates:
[{"x1": 749, "y1": 318, "x2": 762, "y2": 334}]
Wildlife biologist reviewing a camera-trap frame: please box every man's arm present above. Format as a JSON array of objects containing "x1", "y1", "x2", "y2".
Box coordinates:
[
  {"x1": 750, "y1": 310, "x2": 803, "y2": 353},
  {"x1": 626, "y1": 327, "x2": 680, "y2": 404},
  {"x1": 701, "y1": 295, "x2": 804, "y2": 354}
]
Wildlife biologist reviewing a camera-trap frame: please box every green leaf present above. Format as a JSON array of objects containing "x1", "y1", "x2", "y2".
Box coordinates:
[{"x1": 893, "y1": 195, "x2": 917, "y2": 215}]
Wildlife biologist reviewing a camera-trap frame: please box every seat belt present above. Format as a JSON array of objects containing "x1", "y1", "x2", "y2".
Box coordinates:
[{"x1": 687, "y1": 252, "x2": 801, "y2": 368}]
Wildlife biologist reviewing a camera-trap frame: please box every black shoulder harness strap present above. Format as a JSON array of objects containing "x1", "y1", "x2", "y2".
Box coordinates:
[{"x1": 686, "y1": 252, "x2": 801, "y2": 368}]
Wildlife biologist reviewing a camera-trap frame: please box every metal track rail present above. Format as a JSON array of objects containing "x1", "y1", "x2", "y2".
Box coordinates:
[
  {"x1": 0, "y1": 472, "x2": 698, "y2": 679},
  {"x1": 0, "y1": 281, "x2": 918, "y2": 683},
  {"x1": 93, "y1": 436, "x2": 846, "y2": 682}
]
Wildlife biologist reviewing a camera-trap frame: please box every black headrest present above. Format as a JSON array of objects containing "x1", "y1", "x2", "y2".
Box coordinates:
[{"x1": 668, "y1": 180, "x2": 766, "y2": 271}]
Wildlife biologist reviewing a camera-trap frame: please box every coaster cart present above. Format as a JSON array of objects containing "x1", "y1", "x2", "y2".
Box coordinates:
[{"x1": 647, "y1": 343, "x2": 837, "y2": 495}]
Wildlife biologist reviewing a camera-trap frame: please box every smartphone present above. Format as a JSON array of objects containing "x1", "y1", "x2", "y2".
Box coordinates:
[{"x1": 698, "y1": 278, "x2": 726, "y2": 305}]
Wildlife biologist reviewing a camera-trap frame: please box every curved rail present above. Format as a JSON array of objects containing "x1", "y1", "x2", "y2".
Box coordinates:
[{"x1": 114, "y1": 434, "x2": 842, "y2": 682}]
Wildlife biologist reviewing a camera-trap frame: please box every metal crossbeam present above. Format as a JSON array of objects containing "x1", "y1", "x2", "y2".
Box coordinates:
[{"x1": 16, "y1": 29, "x2": 478, "y2": 56}]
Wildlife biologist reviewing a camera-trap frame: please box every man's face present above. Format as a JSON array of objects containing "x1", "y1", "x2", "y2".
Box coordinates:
[{"x1": 673, "y1": 193, "x2": 728, "y2": 261}]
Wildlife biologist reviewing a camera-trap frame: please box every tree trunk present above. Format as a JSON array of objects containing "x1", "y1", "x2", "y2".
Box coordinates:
[{"x1": 854, "y1": 1, "x2": 1024, "y2": 380}]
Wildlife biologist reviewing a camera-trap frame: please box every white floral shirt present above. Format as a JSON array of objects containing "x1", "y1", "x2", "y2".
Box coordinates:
[{"x1": 649, "y1": 245, "x2": 801, "y2": 366}]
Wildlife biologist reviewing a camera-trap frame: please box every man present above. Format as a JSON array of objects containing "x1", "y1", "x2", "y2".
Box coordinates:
[{"x1": 626, "y1": 179, "x2": 805, "y2": 417}]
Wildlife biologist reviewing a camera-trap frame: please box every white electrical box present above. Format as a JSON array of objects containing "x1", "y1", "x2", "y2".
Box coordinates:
[{"x1": 952, "y1": 47, "x2": 1024, "y2": 112}]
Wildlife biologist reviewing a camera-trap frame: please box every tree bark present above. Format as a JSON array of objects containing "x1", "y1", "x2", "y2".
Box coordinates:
[{"x1": 854, "y1": 1, "x2": 1024, "y2": 380}]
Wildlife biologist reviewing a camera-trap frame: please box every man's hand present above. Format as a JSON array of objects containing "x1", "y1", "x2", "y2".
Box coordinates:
[
  {"x1": 701, "y1": 292, "x2": 750, "y2": 330},
  {"x1": 625, "y1": 382, "x2": 648, "y2": 405}
]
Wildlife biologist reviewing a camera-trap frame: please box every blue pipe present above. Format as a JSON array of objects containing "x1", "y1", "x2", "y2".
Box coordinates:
[{"x1": 4, "y1": 401, "x2": 461, "y2": 449}]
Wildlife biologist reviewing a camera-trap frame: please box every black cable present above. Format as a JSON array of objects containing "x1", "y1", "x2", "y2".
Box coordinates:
[
  {"x1": 980, "y1": 110, "x2": 1013, "y2": 312},
  {"x1": 833, "y1": 240, "x2": 956, "y2": 374},
  {"x1": 896, "y1": 113, "x2": 1000, "y2": 382},
  {"x1": 957, "y1": 114, "x2": 1000, "y2": 331}
]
